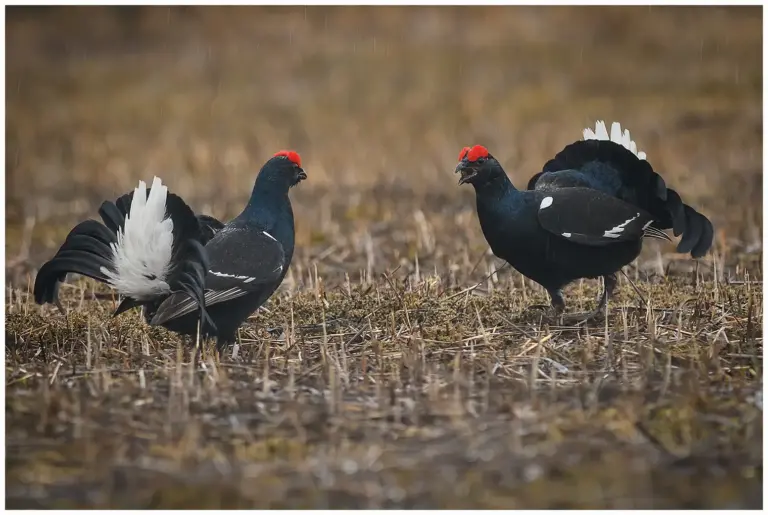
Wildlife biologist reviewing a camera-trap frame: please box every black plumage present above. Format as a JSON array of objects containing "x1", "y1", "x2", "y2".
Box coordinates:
[
  {"x1": 34, "y1": 150, "x2": 306, "y2": 350},
  {"x1": 456, "y1": 121, "x2": 714, "y2": 321}
]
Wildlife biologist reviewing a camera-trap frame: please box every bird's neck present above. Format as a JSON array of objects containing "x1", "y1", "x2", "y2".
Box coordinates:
[
  {"x1": 473, "y1": 171, "x2": 519, "y2": 203},
  {"x1": 240, "y1": 188, "x2": 296, "y2": 265},
  {"x1": 240, "y1": 183, "x2": 293, "y2": 231}
]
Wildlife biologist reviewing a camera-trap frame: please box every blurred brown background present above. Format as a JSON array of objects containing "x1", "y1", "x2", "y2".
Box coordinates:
[{"x1": 6, "y1": 6, "x2": 762, "y2": 283}]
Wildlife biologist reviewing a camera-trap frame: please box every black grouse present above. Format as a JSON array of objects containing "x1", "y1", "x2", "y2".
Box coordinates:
[
  {"x1": 34, "y1": 150, "x2": 306, "y2": 349},
  {"x1": 455, "y1": 121, "x2": 714, "y2": 321}
]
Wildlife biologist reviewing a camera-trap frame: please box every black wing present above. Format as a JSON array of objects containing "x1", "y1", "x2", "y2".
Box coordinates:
[
  {"x1": 149, "y1": 227, "x2": 286, "y2": 326},
  {"x1": 536, "y1": 188, "x2": 655, "y2": 246},
  {"x1": 528, "y1": 138, "x2": 713, "y2": 258},
  {"x1": 197, "y1": 214, "x2": 225, "y2": 243}
]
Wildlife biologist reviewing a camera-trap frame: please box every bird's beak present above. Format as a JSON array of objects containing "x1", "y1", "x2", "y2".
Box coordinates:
[
  {"x1": 455, "y1": 161, "x2": 477, "y2": 185},
  {"x1": 297, "y1": 168, "x2": 307, "y2": 182}
]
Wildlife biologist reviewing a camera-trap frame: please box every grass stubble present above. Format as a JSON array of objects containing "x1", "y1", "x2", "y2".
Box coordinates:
[{"x1": 5, "y1": 6, "x2": 763, "y2": 509}]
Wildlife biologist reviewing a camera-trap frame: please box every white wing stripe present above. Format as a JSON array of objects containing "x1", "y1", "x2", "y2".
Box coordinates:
[
  {"x1": 603, "y1": 213, "x2": 640, "y2": 238},
  {"x1": 210, "y1": 270, "x2": 256, "y2": 282}
]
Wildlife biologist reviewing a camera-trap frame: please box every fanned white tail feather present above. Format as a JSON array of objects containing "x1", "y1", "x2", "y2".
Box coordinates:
[
  {"x1": 101, "y1": 177, "x2": 174, "y2": 300},
  {"x1": 582, "y1": 120, "x2": 647, "y2": 160}
]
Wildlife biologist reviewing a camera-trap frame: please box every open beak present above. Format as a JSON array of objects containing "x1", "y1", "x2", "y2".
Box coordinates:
[
  {"x1": 297, "y1": 168, "x2": 307, "y2": 182},
  {"x1": 455, "y1": 161, "x2": 477, "y2": 185}
]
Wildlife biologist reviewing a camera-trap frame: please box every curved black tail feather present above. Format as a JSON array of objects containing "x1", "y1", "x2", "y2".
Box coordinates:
[{"x1": 33, "y1": 179, "x2": 223, "y2": 333}]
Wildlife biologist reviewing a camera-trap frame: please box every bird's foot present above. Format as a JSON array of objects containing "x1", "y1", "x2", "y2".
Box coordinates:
[
  {"x1": 523, "y1": 303, "x2": 558, "y2": 322},
  {"x1": 559, "y1": 308, "x2": 606, "y2": 325},
  {"x1": 525, "y1": 304, "x2": 565, "y2": 325},
  {"x1": 531, "y1": 303, "x2": 605, "y2": 326}
]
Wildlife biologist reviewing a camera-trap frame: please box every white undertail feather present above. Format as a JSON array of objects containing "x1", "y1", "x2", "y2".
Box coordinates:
[
  {"x1": 101, "y1": 177, "x2": 174, "y2": 300},
  {"x1": 582, "y1": 121, "x2": 647, "y2": 160}
]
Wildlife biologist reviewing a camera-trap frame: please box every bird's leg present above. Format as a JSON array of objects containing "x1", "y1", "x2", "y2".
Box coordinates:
[
  {"x1": 195, "y1": 317, "x2": 202, "y2": 351},
  {"x1": 593, "y1": 273, "x2": 617, "y2": 315},
  {"x1": 231, "y1": 330, "x2": 242, "y2": 359},
  {"x1": 561, "y1": 273, "x2": 617, "y2": 324},
  {"x1": 526, "y1": 289, "x2": 564, "y2": 318},
  {"x1": 549, "y1": 289, "x2": 566, "y2": 315},
  {"x1": 215, "y1": 330, "x2": 237, "y2": 355},
  {"x1": 533, "y1": 289, "x2": 566, "y2": 324}
]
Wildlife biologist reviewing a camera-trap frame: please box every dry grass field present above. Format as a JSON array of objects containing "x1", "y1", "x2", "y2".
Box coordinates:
[{"x1": 5, "y1": 6, "x2": 763, "y2": 509}]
